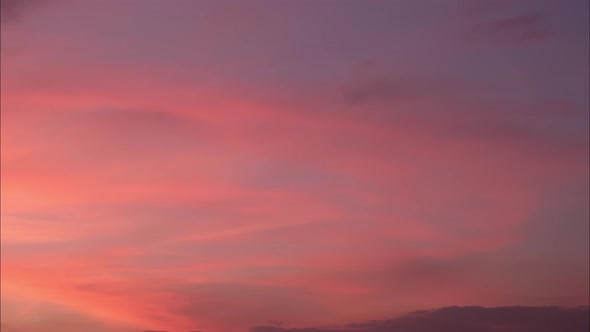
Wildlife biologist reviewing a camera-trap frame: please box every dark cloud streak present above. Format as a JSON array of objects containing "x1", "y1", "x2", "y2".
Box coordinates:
[
  {"x1": 250, "y1": 306, "x2": 590, "y2": 332},
  {"x1": 467, "y1": 12, "x2": 552, "y2": 45}
]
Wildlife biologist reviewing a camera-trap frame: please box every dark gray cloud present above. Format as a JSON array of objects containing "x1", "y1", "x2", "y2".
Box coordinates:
[
  {"x1": 338, "y1": 57, "x2": 588, "y2": 164},
  {"x1": 467, "y1": 12, "x2": 552, "y2": 45},
  {"x1": 0, "y1": 0, "x2": 39, "y2": 24},
  {"x1": 341, "y1": 60, "x2": 440, "y2": 106},
  {"x1": 250, "y1": 306, "x2": 590, "y2": 332}
]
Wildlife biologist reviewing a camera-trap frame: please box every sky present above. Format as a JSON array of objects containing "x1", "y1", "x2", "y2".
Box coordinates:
[{"x1": 0, "y1": 0, "x2": 588, "y2": 331}]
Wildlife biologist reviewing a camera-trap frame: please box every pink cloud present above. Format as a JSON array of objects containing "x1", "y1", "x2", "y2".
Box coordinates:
[
  {"x1": 3, "y1": 69, "x2": 587, "y2": 329},
  {"x1": 1, "y1": 1, "x2": 587, "y2": 331}
]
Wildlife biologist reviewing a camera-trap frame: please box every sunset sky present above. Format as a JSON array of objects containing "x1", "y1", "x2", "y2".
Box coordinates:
[{"x1": 1, "y1": 0, "x2": 588, "y2": 331}]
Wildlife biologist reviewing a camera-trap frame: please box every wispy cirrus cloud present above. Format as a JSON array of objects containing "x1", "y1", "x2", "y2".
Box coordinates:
[{"x1": 1, "y1": 1, "x2": 588, "y2": 332}]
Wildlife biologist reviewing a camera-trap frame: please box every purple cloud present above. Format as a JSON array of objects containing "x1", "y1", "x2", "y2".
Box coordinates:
[
  {"x1": 467, "y1": 12, "x2": 552, "y2": 45},
  {"x1": 250, "y1": 306, "x2": 590, "y2": 332}
]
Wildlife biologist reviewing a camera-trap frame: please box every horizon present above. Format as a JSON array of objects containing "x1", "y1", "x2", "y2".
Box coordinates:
[
  {"x1": 141, "y1": 305, "x2": 590, "y2": 331},
  {"x1": 1, "y1": 0, "x2": 589, "y2": 331}
]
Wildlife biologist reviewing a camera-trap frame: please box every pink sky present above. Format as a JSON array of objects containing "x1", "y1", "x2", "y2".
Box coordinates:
[{"x1": 1, "y1": 0, "x2": 588, "y2": 331}]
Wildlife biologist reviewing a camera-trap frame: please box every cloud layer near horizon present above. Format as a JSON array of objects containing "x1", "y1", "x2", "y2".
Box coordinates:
[
  {"x1": 1, "y1": 0, "x2": 589, "y2": 331},
  {"x1": 250, "y1": 306, "x2": 590, "y2": 332}
]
